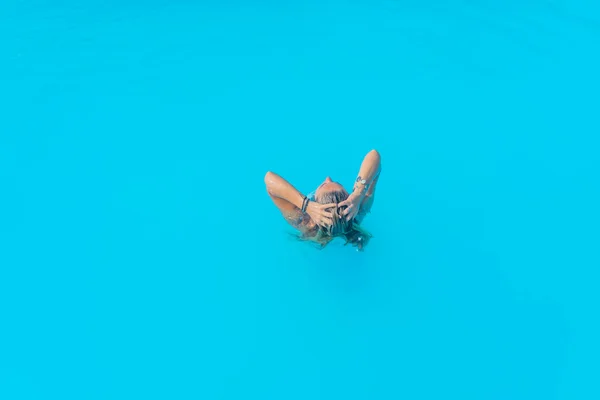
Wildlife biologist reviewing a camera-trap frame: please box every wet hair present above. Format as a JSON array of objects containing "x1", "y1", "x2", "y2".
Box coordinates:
[{"x1": 301, "y1": 187, "x2": 372, "y2": 251}]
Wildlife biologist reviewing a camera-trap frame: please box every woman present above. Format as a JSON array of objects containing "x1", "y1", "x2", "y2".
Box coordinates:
[{"x1": 265, "y1": 149, "x2": 381, "y2": 251}]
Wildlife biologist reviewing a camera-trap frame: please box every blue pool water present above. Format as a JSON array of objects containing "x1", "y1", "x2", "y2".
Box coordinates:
[{"x1": 1, "y1": 1, "x2": 599, "y2": 399}]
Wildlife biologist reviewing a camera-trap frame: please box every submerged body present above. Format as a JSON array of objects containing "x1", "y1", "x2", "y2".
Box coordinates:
[{"x1": 265, "y1": 150, "x2": 381, "y2": 250}]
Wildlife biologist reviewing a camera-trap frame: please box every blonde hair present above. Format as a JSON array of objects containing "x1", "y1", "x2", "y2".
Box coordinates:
[{"x1": 301, "y1": 188, "x2": 373, "y2": 251}]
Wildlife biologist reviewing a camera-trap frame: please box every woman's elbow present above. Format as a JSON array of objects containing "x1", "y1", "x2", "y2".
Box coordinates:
[
  {"x1": 368, "y1": 149, "x2": 381, "y2": 162},
  {"x1": 264, "y1": 171, "x2": 275, "y2": 193}
]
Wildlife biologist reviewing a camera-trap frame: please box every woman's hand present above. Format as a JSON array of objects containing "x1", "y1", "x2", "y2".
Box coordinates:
[
  {"x1": 306, "y1": 201, "x2": 335, "y2": 229},
  {"x1": 339, "y1": 192, "x2": 365, "y2": 221}
]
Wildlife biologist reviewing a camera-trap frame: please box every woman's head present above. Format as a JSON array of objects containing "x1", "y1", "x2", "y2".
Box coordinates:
[
  {"x1": 307, "y1": 177, "x2": 372, "y2": 251},
  {"x1": 314, "y1": 176, "x2": 347, "y2": 203}
]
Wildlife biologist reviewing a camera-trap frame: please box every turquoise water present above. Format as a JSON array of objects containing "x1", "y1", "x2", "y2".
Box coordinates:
[{"x1": 2, "y1": 1, "x2": 599, "y2": 399}]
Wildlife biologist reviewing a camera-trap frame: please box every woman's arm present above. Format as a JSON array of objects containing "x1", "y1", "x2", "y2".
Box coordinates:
[
  {"x1": 352, "y1": 149, "x2": 381, "y2": 197},
  {"x1": 355, "y1": 174, "x2": 379, "y2": 224},
  {"x1": 264, "y1": 171, "x2": 335, "y2": 229},
  {"x1": 340, "y1": 149, "x2": 381, "y2": 221}
]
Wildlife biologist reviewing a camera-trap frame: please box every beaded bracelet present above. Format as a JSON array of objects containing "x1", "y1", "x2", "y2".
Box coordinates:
[{"x1": 301, "y1": 196, "x2": 309, "y2": 213}]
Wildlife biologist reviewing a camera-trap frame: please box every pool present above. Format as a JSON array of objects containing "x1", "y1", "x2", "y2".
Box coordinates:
[{"x1": 1, "y1": 1, "x2": 599, "y2": 399}]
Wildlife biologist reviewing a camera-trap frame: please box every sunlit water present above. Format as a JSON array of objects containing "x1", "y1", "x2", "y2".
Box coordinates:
[{"x1": 1, "y1": 1, "x2": 599, "y2": 399}]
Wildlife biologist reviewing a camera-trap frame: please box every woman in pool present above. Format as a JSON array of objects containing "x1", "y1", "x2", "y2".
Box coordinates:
[{"x1": 265, "y1": 149, "x2": 381, "y2": 251}]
